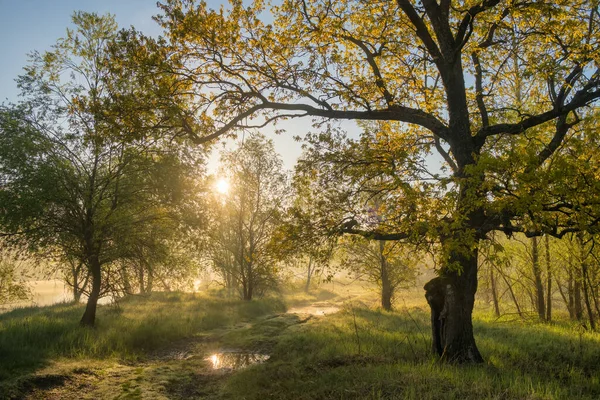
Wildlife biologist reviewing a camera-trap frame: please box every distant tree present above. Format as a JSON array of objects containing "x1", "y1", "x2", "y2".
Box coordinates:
[
  {"x1": 273, "y1": 172, "x2": 337, "y2": 293},
  {"x1": 204, "y1": 134, "x2": 288, "y2": 300},
  {"x1": 339, "y1": 236, "x2": 419, "y2": 311}
]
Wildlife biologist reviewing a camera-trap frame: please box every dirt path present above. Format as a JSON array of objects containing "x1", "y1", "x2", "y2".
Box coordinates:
[{"x1": 21, "y1": 312, "x2": 320, "y2": 399}]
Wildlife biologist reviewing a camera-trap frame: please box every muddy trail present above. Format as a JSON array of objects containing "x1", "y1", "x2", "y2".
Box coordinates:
[{"x1": 19, "y1": 303, "x2": 340, "y2": 400}]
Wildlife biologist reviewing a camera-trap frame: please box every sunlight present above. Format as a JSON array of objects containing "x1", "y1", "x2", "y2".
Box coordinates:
[
  {"x1": 215, "y1": 178, "x2": 230, "y2": 195},
  {"x1": 209, "y1": 354, "x2": 221, "y2": 369}
]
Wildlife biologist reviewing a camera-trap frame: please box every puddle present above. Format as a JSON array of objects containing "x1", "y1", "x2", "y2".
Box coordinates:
[
  {"x1": 286, "y1": 304, "x2": 340, "y2": 316},
  {"x1": 205, "y1": 352, "x2": 270, "y2": 370}
]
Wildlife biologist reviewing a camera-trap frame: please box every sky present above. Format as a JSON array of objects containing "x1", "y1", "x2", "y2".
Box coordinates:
[{"x1": 0, "y1": 0, "x2": 324, "y2": 173}]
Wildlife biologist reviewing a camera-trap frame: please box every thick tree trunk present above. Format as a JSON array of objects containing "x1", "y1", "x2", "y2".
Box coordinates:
[
  {"x1": 424, "y1": 246, "x2": 483, "y2": 363},
  {"x1": 531, "y1": 237, "x2": 546, "y2": 321},
  {"x1": 80, "y1": 255, "x2": 101, "y2": 327}
]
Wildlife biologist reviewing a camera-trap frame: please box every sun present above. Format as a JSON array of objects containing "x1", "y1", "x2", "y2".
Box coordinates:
[{"x1": 215, "y1": 178, "x2": 230, "y2": 195}]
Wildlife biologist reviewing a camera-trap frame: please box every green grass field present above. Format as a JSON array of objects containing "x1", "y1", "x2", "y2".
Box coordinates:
[{"x1": 1, "y1": 283, "x2": 599, "y2": 399}]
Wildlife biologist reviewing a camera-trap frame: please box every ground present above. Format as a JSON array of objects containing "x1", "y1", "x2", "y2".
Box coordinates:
[{"x1": 1, "y1": 282, "x2": 599, "y2": 399}]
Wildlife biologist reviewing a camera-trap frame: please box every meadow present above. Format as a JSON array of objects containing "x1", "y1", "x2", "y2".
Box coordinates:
[{"x1": 1, "y1": 283, "x2": 599, "y2": 399}]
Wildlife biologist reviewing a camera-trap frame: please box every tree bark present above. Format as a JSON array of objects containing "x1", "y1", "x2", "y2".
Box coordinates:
[
  {"x1": 245, "y1": 278, "x2": 253, "y2": 301},
  {"x1": 379, "y1": 240, "x2": 393, "y2": 311},
  {"x1": 531, "y1": 236, "x2": 546, "y2": 321},
  {"x1": 425, "y1": 243, "x2": 483, "y2": 363},
  {"x1": 574, "y1": 277, "x2": 583, "y2": 320},
  {"x1": 80, "y1": 254, "x2": 101, "y2": 327}
]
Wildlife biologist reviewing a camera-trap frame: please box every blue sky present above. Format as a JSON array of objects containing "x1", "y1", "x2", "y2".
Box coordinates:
[
  {"x1": 0, "y1": 0, "x2": 166, "y2": 103},
  {"x1": 0, "y1": 0, "x2": 355, "y2": 172}
]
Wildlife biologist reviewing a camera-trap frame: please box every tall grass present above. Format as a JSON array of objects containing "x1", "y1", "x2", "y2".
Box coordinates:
[
  {"x1": 0, "y1": 291, "x2": 285, "y2": 384},
  {"x1": 222, "y1": 305, "x2": 600, "y2": 399}
]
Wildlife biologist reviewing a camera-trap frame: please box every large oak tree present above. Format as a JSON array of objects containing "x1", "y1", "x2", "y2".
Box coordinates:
[{"x1": 119, "y1": 0, "x2": 600, "y2": 362}]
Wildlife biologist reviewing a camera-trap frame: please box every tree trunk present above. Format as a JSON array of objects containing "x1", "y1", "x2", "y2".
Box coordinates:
[
  {"x1": 245, "y1": 279, "x2": 253, "y2": 301},
  {"x1": 531, "y1": 236, "x2": 546, "y2": 321},
  {"x1": 574, "y1": 277, "x2": 583, "y2": 320},
  {"x1": 567, "y1": 258, "x2": 576, "y2": 319},
  {"x1": 138, "y1": 264, "x2": 145, "y2": 294},
  {"x1": 573, "y1": 251, "x2": 584, "y2": 321},
  {"x1": 581, "y1": 264, "x2": 596, "y2": 330},
  {"x1": 557, "y1": 278, "x2": 572, "y2": 318},
  {"x1": 305, "y1": 256, "x2": 313, "y2": 293},
  {"x1": 579, "y1": 237, "x2": 596, "y2": 330},
  {"x1": 80, "y1": 255, "x2": 101, "y2": 327},
  {"x1": 489, "y1": 262, "x2": 500, "y2": 317},
  {"x1": 424, "y1": 245, "x2": 483, "y2": 363},
  {"x1": 496, "y1": 263, "x2": 522, "y2": 316},
  {"x1": 379, "y1": 241, "x2": 393, "y2": 311},
  {"x1": 122, "y1": 264, "x2": 132, "y2": 295},
  {"x1": 545, "y1": 235, "x2": 552, "y2": 322},
  {"x1": 146, "y1": 264, "x2": 154, "y2": 293},
  {"x1": 71, "y1": 261, "x2": 83, "y2": 302}
]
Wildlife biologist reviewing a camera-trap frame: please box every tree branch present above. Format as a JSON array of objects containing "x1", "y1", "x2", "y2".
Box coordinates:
[
  {"x1": 476, "y1": 86, "x2": 600, "y2": 138},
  {"x1": 188, "y1": 101, "x2": 450, "y2": 144},
  {"x1": 396, "y1": 0, "x2": 444, "y2": 63}
]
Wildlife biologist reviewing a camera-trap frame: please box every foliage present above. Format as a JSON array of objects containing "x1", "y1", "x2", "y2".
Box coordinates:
[
  {"x1": 0, "y1": 12, "x2": 203, "y2": 325},
  {"x1": 144, "y1": 0, "x2": 600, "y2": 361},
  {"x1": 0, "y1": 248, "x2": 30, "y2": 305}
]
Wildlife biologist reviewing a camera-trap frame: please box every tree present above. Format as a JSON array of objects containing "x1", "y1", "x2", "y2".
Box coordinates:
[
  {"x1": 122, "y1": 0, "x2": 600, "y2": 362},
  {"x1": 204, "y1": 134, "x2": 288, "y2": 300},
  {"x1": 339, "y1": 236, "x2": 419, "y2": 311},
  {"x1": 274, "y1": 172, "x2": 338, "y2": 293},
  {"x1": 0, "y1": 13, "x2": 198, "y2": 326}
]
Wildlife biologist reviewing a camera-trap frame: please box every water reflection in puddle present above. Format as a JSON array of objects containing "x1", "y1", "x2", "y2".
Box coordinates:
[{"x1": 205, "y1": 352, "x2": 270, "y2": 370}]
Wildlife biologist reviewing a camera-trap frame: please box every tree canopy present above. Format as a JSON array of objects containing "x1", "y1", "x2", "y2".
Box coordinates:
[{"x1": 132, "y1": 0, "x2": 600, "y2": 362}]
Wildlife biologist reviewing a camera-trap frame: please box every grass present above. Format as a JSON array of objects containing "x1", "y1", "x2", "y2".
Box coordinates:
[
  {"x1": 0, "y1": 291, "x2": 285, "y2": 398},
  {"x1": 1, "y1": 281, "x2": 600, "y2": 399},
  {"x1": 221, "y1": 303, "x2": 600, "y2": 399}
]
